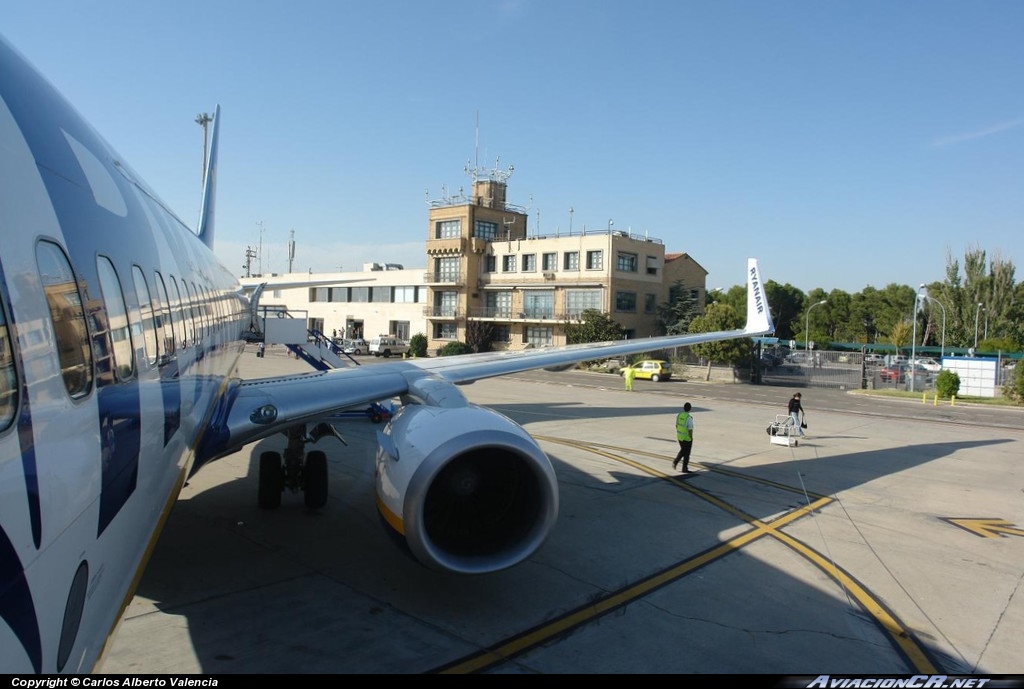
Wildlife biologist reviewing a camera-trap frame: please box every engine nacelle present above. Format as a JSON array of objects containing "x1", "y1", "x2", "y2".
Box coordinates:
[{"x1": 375, "y1": 403, "x2": 559, "y2": 575}]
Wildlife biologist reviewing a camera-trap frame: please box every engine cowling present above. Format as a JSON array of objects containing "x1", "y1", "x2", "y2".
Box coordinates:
[{"x1": 375, "y1": 403, "x2": 559, "y2": 575}]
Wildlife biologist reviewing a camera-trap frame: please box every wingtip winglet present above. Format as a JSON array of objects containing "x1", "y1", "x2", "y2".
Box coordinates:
[{"x1": 744, "y1": 258, "x2": 774, "y2": 335}]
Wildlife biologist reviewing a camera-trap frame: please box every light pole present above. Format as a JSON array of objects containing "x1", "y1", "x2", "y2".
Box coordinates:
[
  {"x1": 974, "y1": 302, "x2": 983, "y2": 350},
  {"x1": 918, "y1": 284, "x2": 946, "y2": 360},
  {"x1": 805, "y1": 299, "x2": 827, "y2": 355},
  {"x1": 195, "y1": 112, "x2": 213, "y2": 184},
  {"x1": 910, "y1": 290, "x2": 922, "y2": 392}
]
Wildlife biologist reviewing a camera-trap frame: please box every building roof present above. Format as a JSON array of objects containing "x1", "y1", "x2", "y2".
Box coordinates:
[{"x1": 664, "y1": 252, "x2": 708, "y2": 275}]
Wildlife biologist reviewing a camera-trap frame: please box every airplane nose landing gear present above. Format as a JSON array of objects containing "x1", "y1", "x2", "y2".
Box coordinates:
[{"x1": 257, "y1": 423, "x2": 340, "y2": 510}]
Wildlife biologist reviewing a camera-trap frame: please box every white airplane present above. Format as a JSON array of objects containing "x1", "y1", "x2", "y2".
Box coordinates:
[{"x1": 0, "y1": 33, "x2": 775, "y2": 673}]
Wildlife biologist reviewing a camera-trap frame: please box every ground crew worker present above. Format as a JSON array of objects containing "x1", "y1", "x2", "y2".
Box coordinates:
[
  {"x1": 623, "y1": 365, "x2": 636, "y2": 391},
  {"x1": 673, "y1": 402, "x2": 694, "y2": 473}
]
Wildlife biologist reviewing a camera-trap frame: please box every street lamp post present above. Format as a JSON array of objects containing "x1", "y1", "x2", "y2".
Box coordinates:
[
  {"x1": 974, "y1": 302, "x2": 983, "y2": 350},
  {"x1": 910, "y1": 289, "x2": 923, "y2": 392},
  {"x1": 805, "y1": 299, "x2": 827, "y2": 356},
  {"x1": 918, "y1": 285, "x2": 946, "y2": 360}
]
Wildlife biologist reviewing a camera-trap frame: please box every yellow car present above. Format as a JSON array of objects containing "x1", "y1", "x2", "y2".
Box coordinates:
[{"x1": 620, "y1": 359, "x2": 673, "y2": 382}]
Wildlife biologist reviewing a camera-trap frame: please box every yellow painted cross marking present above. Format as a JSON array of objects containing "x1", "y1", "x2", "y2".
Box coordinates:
[
  {"x1": 437, "y1": 436, "x2": 939, "y2": 674},
  {"x1": 944, "y1": 518, "x2": 1024, "y2": 539}
]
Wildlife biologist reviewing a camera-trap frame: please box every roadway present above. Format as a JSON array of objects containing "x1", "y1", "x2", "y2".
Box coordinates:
[{"x1": 97, "y1": 345, "x2": 1024, "y2": 674}]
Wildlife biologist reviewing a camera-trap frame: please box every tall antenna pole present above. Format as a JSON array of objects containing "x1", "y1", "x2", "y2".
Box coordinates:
[
  {"x1": 195, "y1": 112, "x2": 213, "y2": 185},
  {"x1": 257, "y1": 221, "x2": 265, "y2": 275},
  {"x1": 288, "y1": 230, "x2": 296, "y2": 273}
]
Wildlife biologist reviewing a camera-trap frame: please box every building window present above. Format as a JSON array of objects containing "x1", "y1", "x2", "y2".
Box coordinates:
[
  {"x1": 522, "y1": 254, "x2": 537, "y2": 272},
  {"x1": 474, "y1": 220, "x2": 498, "y2": 240},
  {"x1": 484, "y1": 255, "x2": 496, "y2": 273},
  {"x1": 394, "y1": 286, "x2": 418, "y2": 303},
  {"x1": 617, "y1": 252, "x2": 638, "y2": 272},
  {"x1": 542, "y1": 252, "x2": 557, "y2": 271},
  {"x1": 491, "y1": 325, "x2": 511, "y2": 343},
  {"x1": 350, "y1": 287, "x2": 369, "y2": 302},
  {"x1": 523, "y1": 291, "x2": 554, "y2": 319},
  {"x1": 502, "y1": 255, "x2": 517, "y2": 273},
  {"x1": 644, "y1": 293, "x2": 657, "y2": 314},
  {"x1": 524, "y1": 326, "x2": 553, "y2": 347},
  {"x1": 435, "y1": 257, "x2": 460, "y2": 282},
  {"x1": 435, "y1": 291, "x2": 459, "y2": 317},
  {"x1": 329, "y1": 288, "x2": 347, "y2": 302},
  {"x1": 565, "y1": 289, "x2": 602, "y2": 318},
  {"x1": 436, "y1": 219, "x2": 461, "y2": 239},
  {"x1": 372, "y1": 286, "x2": 391, "y2": 303},
  {"x1": 563, "y1": 251, "x2": 579, "y2": 271},
  {"x1": 485, "y1": 291, "x2": 513, "y2": 318},
  {"x1": 434, "y1": 322, "x2": 458, "y2": 339},
  {"x1": 646, "y1": 255, "x2": 660, "y2": 276},
  {"x1": 615, "y1": 291, "x2": 637, "y2": 312},
  {"x1": 390, "y1": 321, "x2": 411, "y2": 341},
  {"x1": 585, "y1": 250, "x2": 603, "y2": 270}
]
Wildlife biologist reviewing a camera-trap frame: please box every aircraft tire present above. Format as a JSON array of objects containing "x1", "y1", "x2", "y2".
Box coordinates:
[
  {"x1": 303, "y1": 450, "x2": 328, "y2": 509},
  {"x1": 258, "y1": 451, "x2": 283, "y2": 509}
]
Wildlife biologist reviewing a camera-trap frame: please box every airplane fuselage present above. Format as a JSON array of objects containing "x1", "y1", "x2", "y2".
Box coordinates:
[{"x1": 0, "y1": 36, "x2": 247, "y2": 673}]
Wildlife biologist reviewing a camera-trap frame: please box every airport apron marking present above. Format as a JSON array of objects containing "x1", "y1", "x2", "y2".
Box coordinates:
[
  {"x1": 435, "y1": 436, "x2": 939, "y2": 675},
  {"x1": 942, "y1": 518, "x2": 1024, "y2": 539}
]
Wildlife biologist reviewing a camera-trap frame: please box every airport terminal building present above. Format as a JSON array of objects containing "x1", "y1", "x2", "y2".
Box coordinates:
[{"x1": 241, "y1": 171, "x2": 709, "y2": 353}]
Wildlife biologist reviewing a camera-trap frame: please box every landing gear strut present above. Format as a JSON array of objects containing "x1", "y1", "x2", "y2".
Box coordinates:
[{"x1": 257, "y1": 423, "x2": 342, "y2": 510}]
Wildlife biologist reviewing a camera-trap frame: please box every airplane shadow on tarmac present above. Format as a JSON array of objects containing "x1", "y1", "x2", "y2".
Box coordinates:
[{"x1": 107, "y1": 393, "x2": 1016, "y2": 674}]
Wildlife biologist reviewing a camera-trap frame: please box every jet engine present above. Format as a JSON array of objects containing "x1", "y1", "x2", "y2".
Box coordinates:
[{"x1": 375, "y1": 402, "x2": 559, "y2": 575}]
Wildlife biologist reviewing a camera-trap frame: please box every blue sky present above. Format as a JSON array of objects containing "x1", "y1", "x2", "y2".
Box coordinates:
[{"x1": 4, "y1": 1, "x2": 1022, "y2": 294}]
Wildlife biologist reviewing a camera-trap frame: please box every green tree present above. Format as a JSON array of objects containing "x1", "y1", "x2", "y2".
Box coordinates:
[
  {"x1": 688, "y1": 302, "x2": 748, "y2": 381},
  {"x1": 408, "y1": 333, "x2": 428, "y2": 358},
  {"x1": 1003, "y1": 363, "x2": 1024, "y2": 405},
  {"x1": 764, "y1": 281, "x2": 804, "y2": 340},
  {"x1": 438, "y1": 341, "x2": 472, "y2": 356},
  {"x1": 889, "y1": 320, "x2": 912, "y2": 351},
  {"x1": 464, "y1": 320, "x2": 493, "y2": 353},
  {"x1": 565, "y1": 309, "x2": 624, "y2": 344},
  {"x1": 656, "y1": 279, "x2": 700, "y2": 335}
]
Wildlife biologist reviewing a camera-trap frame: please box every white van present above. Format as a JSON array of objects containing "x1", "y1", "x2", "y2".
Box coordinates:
[{"x1": 368, "y1": 336, "x2": 409, "y2": 358}]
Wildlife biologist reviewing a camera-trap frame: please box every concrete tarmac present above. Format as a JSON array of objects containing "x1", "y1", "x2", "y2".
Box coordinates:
[{"x1": 97, "y1": 345, "x2": 1024, "y2": 674}]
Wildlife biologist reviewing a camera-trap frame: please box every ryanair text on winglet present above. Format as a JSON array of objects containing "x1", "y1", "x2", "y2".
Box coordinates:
[{"x1": 750, "y1": 265, "x2": 764, "y2": 315}]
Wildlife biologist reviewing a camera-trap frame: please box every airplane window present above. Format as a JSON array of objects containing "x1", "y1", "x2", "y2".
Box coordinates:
[
  {"x1": 182, "y1": 282, "x2": 198, "y2": 345},
  {"x1": 96, "y1": 256, "x2": 135, "y2": 382},
  {"x1": 0, "y1": 294, "x2": 18, "y2": 430},
  {"x1": 131, "y1": 266, "x2": 158, "y2": 367},
  {"x1": 153, "y1": 271, "x2": 175, "y2": 357},
  {"x1": 35, "y1": 240, "x2": 93, "y2": 398},
  {"x1": 168, "y1": 276, "x2": 188, "y2": 348}
]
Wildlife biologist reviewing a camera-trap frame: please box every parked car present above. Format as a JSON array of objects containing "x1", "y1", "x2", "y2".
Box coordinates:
[
  {"x1": 911, "y1": 357, "x2": 941, "y2": 372},
  {"x1": 342, "y1": 338, "x2": 367, "y2": 355},
  {"x1": 368, "y1": 336, "x2": 410, "y2": 358},
  {"x1": 864, "y1": 354, "x2": 885, "y2": 366},
  {"x1": 878, "y1": 364, "x2": 908, "y2": 383},
  {"x1": 619, "y1": 359, "x2": 673, "y2": 382}
]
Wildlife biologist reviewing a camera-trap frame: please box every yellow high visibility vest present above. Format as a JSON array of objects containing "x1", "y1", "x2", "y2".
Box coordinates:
[{"x1": 676, "y1": 412, "x2": 692, "y2": 441}]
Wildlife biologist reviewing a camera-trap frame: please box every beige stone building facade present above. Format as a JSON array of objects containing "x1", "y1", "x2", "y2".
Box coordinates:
[{"x1": 241, "y1": 169, "x2": 709, "y2": 352}]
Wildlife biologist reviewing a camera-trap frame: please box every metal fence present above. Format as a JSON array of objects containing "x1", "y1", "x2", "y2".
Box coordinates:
[{"x1": 758, "y1": 350, "x2": 940, "y2": 392}]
